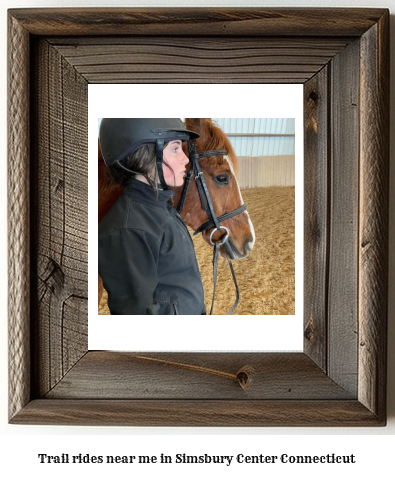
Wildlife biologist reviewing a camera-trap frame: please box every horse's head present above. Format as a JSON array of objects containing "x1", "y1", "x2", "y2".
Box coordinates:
[{"x1": 174, "y1": 118, "x2": 255, "y2": 259}]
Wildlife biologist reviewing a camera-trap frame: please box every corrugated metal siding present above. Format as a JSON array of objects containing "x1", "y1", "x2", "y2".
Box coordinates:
[
  {"x1": 212, "y1": 118, "x2": 295, "y2": 156},
  {"x1": 238, "y1": 155, "x2": 295, "y2": 189}
]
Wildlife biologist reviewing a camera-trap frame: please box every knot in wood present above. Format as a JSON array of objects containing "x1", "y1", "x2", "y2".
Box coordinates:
[
  {"x1": 236, "y1": 365, "x2": 255, "y2": 390},
  {"x1": 304, "y1": 322, "x2": 314, "y2": 341},
  {"x1": 308, "y1": 90, "x2": 319, "y2": 103}
]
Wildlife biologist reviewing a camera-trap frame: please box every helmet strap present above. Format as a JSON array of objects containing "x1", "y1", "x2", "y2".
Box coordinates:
[
  {"x1": 156, "y1": 138, "x2": 169, "y2": 190},
  {"x1": 114, "y1": 160, "x2": 139, "y2": 175}
]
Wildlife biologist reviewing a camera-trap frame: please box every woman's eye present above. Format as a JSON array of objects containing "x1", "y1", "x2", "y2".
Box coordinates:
[{"x1": 213, "y1": 174, "x2": 229, "y2": 185}]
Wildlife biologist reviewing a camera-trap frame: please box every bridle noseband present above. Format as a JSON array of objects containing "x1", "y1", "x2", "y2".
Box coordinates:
[{"x1": 177, "y1": 140, "x2": 248, "y2": 315}]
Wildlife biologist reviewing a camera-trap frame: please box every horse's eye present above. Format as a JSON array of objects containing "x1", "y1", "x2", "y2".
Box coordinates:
[{"x1": 213, "y1": 174, "x2": 229, "y2": 186}]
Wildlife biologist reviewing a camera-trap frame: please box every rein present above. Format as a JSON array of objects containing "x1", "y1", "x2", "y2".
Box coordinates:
[{"x1": 177, "y1": 140, "x2": 248, "y2": 315}]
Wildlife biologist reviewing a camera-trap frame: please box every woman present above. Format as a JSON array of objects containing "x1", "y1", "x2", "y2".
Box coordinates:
[{"x1": 98, "y1": 118, "x2": 206, "y2": 315}]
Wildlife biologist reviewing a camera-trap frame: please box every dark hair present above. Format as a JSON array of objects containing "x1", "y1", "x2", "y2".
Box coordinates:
[{"x1": 107, "y1": 142, "x2": 175, "y2": 196}]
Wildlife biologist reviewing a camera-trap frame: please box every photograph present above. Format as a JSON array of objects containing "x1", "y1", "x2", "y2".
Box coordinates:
[{"x1": 97, "y1": 117, "x2": 296, "y2": 317}]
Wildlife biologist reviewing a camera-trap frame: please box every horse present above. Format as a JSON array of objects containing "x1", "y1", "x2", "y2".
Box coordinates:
[{"x1": 98, "y1": 118, "x2": 255, "y2": 307}]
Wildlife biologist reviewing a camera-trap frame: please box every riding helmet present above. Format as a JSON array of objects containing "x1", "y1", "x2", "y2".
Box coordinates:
[{"x1": 99, "y1": 118, "x2": 198, "y2": 165}]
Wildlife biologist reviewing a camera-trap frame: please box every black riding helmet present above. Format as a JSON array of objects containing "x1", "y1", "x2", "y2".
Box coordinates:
[{"x1": 99, "y1": 118, "x2": 199, "y2": 190}]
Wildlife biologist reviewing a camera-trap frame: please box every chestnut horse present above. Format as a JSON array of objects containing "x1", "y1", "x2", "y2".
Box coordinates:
[{"x1": 98, "y1": 118, "x2": 255, "y2": 307}]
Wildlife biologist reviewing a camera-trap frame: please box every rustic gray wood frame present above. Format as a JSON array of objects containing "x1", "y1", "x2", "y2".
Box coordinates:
[{"x1": 8, "y1": 8, "x2": 389, "y2": 426}]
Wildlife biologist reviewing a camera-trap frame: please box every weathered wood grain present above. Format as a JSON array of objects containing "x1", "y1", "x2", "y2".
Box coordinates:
[
  {"x1": 7, "y1": 7, "x2": 389, "y2": 426},
  {"x1": 11, "y1": 399, "x2": 383, "y2": 427},
  {"x1": 46, "y1": 352, "x2": 353, "y2": 400},
  {"x1": 8, "y1": 12, "x2": 31, "y2": 421},
  {"x1": 327, "y1": 39, "x2": 360, "y2": 396},
  {"x1": 30, "y1": 39, "x2": 88, "y2": 397},
  {"x1": 49, "y1": 37, "x2": 350, "y2": 84},
  {"x1": 8, "y1": 7, "x2": 387, "y2": 37},
  {"x1": 303, "y1": 67, "x2": 329, "y2": 371},
  {"x1": 359, "y1": 13, "x2": 389, "y2": 420}
]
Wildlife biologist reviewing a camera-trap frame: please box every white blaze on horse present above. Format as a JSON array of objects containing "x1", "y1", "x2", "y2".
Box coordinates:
[{"x1": 98, "y1": 118, "x2": 255, "y2": 311}]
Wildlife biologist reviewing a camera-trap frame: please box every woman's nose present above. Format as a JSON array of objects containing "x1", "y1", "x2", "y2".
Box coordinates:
[{"x1": 182, "y1": 151, "x2": 189, "y2": 164}]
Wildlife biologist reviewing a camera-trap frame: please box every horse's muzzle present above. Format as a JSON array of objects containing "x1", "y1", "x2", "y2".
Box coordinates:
[{"x1": 222, "y1": 236, "x2": 254, "y2": 260}]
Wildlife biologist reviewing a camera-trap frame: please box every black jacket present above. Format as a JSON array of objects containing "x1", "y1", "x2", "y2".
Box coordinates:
[{"x1": 98, "y1": 179, "x2": 206, "y2": 315}]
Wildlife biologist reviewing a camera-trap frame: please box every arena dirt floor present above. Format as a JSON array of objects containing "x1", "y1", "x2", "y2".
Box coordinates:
[{"x1": 98, "y1": 186, "x2": 295, "y2": 316}]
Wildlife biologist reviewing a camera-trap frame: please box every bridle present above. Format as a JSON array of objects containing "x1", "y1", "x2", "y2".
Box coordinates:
[{"x1": 177, "y1": 140, "x2": 248, "y2": 315}]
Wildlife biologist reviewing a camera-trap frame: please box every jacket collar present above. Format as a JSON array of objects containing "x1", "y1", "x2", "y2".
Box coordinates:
[{"x1": 123, "y1": 178, "x2": 174, "y2": 206}]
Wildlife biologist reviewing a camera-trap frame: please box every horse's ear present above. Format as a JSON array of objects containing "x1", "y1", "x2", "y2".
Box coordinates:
[{"x1": 184, "y1": 118, "x2": 211, "y2": 134}]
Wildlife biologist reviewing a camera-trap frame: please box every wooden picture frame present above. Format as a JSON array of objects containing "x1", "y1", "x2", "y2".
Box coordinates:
[{"x1": 8, "y1": 8, "x2": 389, "y2": 426}]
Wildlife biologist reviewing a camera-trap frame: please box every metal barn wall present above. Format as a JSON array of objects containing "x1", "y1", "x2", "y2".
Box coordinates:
[
  {"x1": 237, "y1": 155, "x2": 295, "y2": 189},
  {"x1": 212, "y1": 118, "x2": 295, "y2": 189}
]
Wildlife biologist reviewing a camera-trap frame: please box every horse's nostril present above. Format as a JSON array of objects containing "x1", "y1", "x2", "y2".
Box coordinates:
[{"x1": 245, "y1": 237, "x2": 254, "y2": 254}]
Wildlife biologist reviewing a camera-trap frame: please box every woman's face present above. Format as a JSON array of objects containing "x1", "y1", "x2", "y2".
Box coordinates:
[{"x1": 162, "y1": 140, "x2": 189, "y2": 187}]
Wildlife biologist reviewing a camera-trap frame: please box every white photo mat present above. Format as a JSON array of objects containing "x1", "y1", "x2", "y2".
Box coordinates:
[{"x1": 88, "y1": 84, "x2": 303, "y2": 352}]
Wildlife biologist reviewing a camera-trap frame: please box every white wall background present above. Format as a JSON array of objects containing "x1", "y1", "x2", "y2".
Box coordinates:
[{"x1": 1, "y1": 0, "x2": 394, "y2": 476}]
